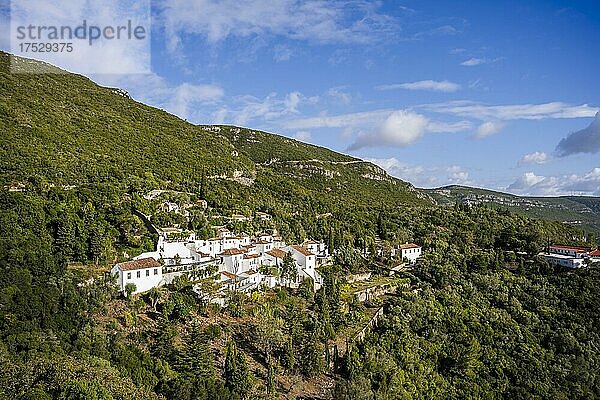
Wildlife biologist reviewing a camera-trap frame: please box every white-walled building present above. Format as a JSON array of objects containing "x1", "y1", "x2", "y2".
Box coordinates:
[
  {"x1": 285, "y1": 245, "x2": 323, "y2": 290},
  {"x1": 255, "y1": 240, "x2": 274, "y2": 254},
  {"x1": 542, "y1": 244, "x2": 596, "y2": 268},
  {"x1": 548, "y1": 245, "x2": 592, "y2": 258},
  {"x1": 264, "y1": 248, "x2": 286, "y2": 268},
  {"x1": 122, "y1": 226, "x2": 331, "y2": 296},
  {"x1": 111, "y1": 258, "x2": 163, "y2": 295},
  {"x1": 544, "y1": 253, "x2": 585, "y2": 268},
  {"x1": 393, "y1": 243, "x2": 422, "y2": 264},
  {"x1": 218, "y1": 248, "x2": 246, "y2": 274},
  {"x1": 302, "y1": 240, "x2": 329, "y2": 258}
]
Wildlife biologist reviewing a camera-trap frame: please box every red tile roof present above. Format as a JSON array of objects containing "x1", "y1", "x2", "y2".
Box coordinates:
[
  {"x1": 116, "y1": 257, "x2": 161, "y2": 271},
  {"x1": 550, "y1": 244, "x2": 592, "y2": 253},
  {"x1": 399, "y1": 243, "x2": 420, "y2": 250},
  {"x1": 218, "y1": 248, "x2": 246, "y2": 256},
  {"x1": 292, "y1": 245, "x2": 314, "y2": 256},
  {"x1": 244, "y1": 254, "x2": 261, "y2": 259},
  {"x1": 221, "y1": 271, "x2": 238, "y2": 279},
  {"x1": 266, "y1": 249, "x2": 287, "y2": 259},
  {"x1": 194, "y1": 251, "x2": 211, "y2": 258},
  {"x1": 589, "y1": 250, "x2": 600, "y2": 257}
]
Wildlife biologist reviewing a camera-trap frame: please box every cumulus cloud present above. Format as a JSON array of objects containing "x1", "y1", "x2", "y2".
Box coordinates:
[
  {"x1": 475, "y1": 121, "x2": 505, "y2": 138},
  {"x1": 347, "y1": 110, "x2": 470, "y2": 150},
  {"x1": 377, "y1": 80, "x2": 461, "y2": 93},
  {"x1": 507, "y1": 168, "x2": 600, "y2": 196},
  {"x1": 367, "y1": 157, "x2": 472, "y2": 187},
  {"x1": 8, "y1": 0, "x2": 151, "y2": 74},
  {"x1": 519, "y1": 151, "x2": 549, "y2": 165},
  {"x1": 446, "y1": 165, "x2": 471, "y2": 185},
  {"x1": 554, "y1": 112, "x2": 600, "y2": 157}
]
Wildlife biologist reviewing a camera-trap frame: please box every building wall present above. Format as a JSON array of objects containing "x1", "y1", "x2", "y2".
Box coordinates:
[
  {"x1": 402, "y1": 247, "x2": 421, "y2": 263},
  {"x1": 545, "y1": 255, "x2": 584, "y2": 268},
  {"x1": 112, "y1": 266, "x2": 163, "y2": 295}
]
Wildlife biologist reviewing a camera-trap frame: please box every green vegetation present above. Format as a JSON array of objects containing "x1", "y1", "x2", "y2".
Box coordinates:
[
  {"x1": 429, "y1": 185, "x2": 600, "y2": 236},
  {"x1": 0, "y1": 53, "x2": 599, "y2": 399}
]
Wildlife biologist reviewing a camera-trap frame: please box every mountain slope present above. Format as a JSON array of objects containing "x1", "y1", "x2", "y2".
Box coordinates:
[
  {"x1": 427, "y1": 185, "x2": 600, "y2": 233},
  {"x1": 0, "y1": 52, "x2": 427, "y2": 211}
]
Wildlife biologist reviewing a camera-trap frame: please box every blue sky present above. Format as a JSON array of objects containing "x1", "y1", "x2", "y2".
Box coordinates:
[{"x1": 2, "y1": 0, "x2": 600, "y2": 195}]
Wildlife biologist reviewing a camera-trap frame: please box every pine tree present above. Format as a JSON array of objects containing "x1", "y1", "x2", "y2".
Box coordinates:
[{"x1": 224, "y1": 340, "x2": 252, "y2": 399}]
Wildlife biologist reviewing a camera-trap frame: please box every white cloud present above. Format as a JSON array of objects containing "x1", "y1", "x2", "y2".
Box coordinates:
[
  {"x1": 507, "y1": 168, "x2": 600, "y2": 196},
  {"x1": 294, "y1": 131, "x2": 312, "y2": 142},
  {"x1": 461, "y1": 58, "x2": 484, "y2": 66},
  {"x1": 273, "y1": 45, "x2": 294, "y2": 62},
  {"x1": 424, "y1": 101, "x2": 599, "y2": 121},
  {"x1": 160, "y1": 0, "x2": 398, "y2": 53},
  {"x1": 8, "y1": 0, "x2": 151, "y2": 74},
  {"x1": 377, "y1": 80, "x2": 461, "y2": 93},
  {"x1": 367, "y1": 157, "x2": 472, "y2": 188},
  {"x1": 446, "y1": 165, "x2": 471, "y2": 185},
  {"x1": 103, "y1": 73, "x2": 223, "y2": 122},
  {"x1": 475, "y1": 121, "x2": 505, "y2": 138},
  {"x1": 285, "y1": 109, "x2": 394, "y2": 130},
  {"x1": 519, "y1": 151, "x2": 549, "y2": 165},
  {"x1": 327, "y1": 87, "x2": 352, "y2": 104},
  {"x1": 348, "y1": 110, "x2": 471, "y2": 150},
  {"x1": 210, "y1": 91, "x2": 318, "y2": 126},
  {"x1": 460, "y1": 57, "x2": 503, "y2": 67}
]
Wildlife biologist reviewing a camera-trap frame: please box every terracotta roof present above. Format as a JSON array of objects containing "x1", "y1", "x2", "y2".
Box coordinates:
[
  {"x1": 589, "y1": 250, "x2": 600, "y2": 257},
  {"x1": 399, "y1": 243, "x2": 420, "y2": 250},
  {"x1": 266, "y1": 249, "x2": 287, "y2": 259},
  {"x1": 218, "y1": 248, "x2": 246, "y2": 256},
  {"x1": 244, "y1": 254, "x2": 261, "y2": 259},
  {"x1": 116, "y1": 257, "x2": 160, "y2": 271},
  {"x1": 292, "y1": 245, "x2": 314, "y2": 257},
  {"x1": 550, "y1": 244, "x2": 592, "y2": 253},
  {"x1": 221, "y1": 271, "x2": 238, "y2": 279},
  {"x1": 244, "y1": 269, "x2": 258, "y2": 275},
  {"x1": 193, "y1": 250, "x2": 211, "y2": 258}
]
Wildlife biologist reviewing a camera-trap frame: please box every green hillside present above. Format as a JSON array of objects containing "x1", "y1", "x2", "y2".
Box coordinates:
[
  {"x1": 0, "y1": 52, "x2": 426, "y2": 214},
  {"x1": 1, "y1": 53, "x2": 599, "y2": 400},
  {"x1": 427, "y1": 185, "x2": 600, "y2": 236}
]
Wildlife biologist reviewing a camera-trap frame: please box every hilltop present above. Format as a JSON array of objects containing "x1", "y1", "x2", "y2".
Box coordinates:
[
  {"x1": 0, "y1": 52, "x2": 426, "y2": 215},
  {"x1": 428, "y1": 185, "x2": 600, "y2": 235}
]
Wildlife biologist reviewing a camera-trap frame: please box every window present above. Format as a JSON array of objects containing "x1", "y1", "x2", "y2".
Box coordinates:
[
  {"x1": 137, "y1": 271, "x2": 141, "y2": 278},
  {"x1": 146, "y1": 270, "x2": 150, "y2": 277},
  {"x1": 154, "y1": 268, "x2": 158, "y2": 275},
  {"x1": 127, "y1": 272, "x2": 131, "y2": 279}
]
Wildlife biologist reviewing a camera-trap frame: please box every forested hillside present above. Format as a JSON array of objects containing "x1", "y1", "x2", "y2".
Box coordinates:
[
  {"x1": 429, "y1": 185, "x2": 600, "y2": 236},
  {"x1": 1, "y1": 53, "x2": 599, "y2": 399}
]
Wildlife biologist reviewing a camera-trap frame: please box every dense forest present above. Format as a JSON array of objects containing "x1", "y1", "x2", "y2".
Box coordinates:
[{"x1": 1, "y1": 53, "x2": 599, "y2": 399}]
